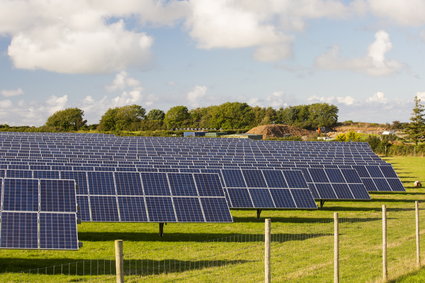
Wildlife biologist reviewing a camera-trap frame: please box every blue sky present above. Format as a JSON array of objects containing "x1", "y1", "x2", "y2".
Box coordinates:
[{"x1": 0, "y1": 0, "x2": 424, "y2": 125}]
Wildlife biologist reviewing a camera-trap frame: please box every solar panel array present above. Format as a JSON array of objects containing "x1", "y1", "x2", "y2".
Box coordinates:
[
  {"x1": 0, "y1": 132, "x2": 406, "y2": 237},
  {"x1": 0, "y1": 178, "x2": 78, "y2": 250}
]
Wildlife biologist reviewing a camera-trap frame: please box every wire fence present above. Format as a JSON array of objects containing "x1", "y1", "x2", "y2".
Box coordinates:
[{"x1": 5, "y1": 203, "x2": 425, "y2": 282}]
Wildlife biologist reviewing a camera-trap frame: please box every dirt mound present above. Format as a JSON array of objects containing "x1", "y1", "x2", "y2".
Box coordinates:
[{"x1": 247, "y1": 124, "x2": 312, "y2": 138}]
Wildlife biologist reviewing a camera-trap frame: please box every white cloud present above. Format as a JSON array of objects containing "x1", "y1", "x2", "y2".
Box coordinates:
[
  {"x1": 248, "y1": 91, "x2": 295, "y2": 108},
  {"x1": 0, "y1": 88, "x2": 24, "y2": 97},
  {"x1": 81, "y1": 72, "x2": 158, "y2": 123},
  {"x1": 308, "y1": 95, "x2": 356, "y2": 106},
  {"x1": 366, "y1": 91, "x2": 387, "y2": 103},
  {"x1": 184, "y1": 0, "x2": 352, "y2": 62},
  {"x1": 316, "y1": 30, "x2": 402, "y2": 76},
  {"x1": 186, "y1": 85, "x2": 207, "y2": 107},
  {"x1": 0, "y1": 94, "x2": 68, "y2": 126},
  {"x1": 366, "y1": 0, "x2": 425, "y2": 26},
  {"x1": 1, "y1": 0, "x2": 159, "y2": 74},
  {"x1": 106, "y1": 71, "x2": 141, "y2": 92}
]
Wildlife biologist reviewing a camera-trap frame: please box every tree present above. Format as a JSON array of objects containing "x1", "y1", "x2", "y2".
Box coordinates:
[
  {"x1": 308, "y1": 103, "x2": 338, "y2": 129},
  {"x1": 45, "y1": 108, "x2": 86, "y2": 131},
  {"x1": 209, "y1": 102, "x2": 254, "y2": 129},
  {"x1": 98, "y1": 105, "x2": 145, "y2": 131},
  {"x1": 164, "y1": 106, "x2": 191, "y2": 129},
  {"x1": 405, "y1": 96, "x2": 425, "y2": 145},
  {"x1": 146, "y1": 109, "x2": 165, "y2": 121}
]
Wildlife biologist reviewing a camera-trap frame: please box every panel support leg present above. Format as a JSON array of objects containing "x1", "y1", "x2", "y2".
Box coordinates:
[
  {"x1": 257, "y1": 209, "x2": 262, "y2": 220},
  {"x1": 159, "y1": 223, "x2": 165, "y2": 237},
  {"x1": 320, "y1": 200, "x2": 325, "y2": 208}
]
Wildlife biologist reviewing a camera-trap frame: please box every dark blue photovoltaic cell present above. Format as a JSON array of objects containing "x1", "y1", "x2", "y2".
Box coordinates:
[
  {"x1": 40, "y1": 179, "x2": 76, "y2": 212},
  {"x1": 0, "y1": 170, "x2": 4, "y2": 177},
  {"x1": 90, "y1": 196, "x2": 119, "y2": 221},
  {"x1": 174, "y1": 198, "x2": 204, "y2": 222},
  {"x1": 316, "y1": 184, "x2": 337, "y2": 199},
  {"x1": 76, "y1": 195, "x2": 90, "y2": 221},
  {"x1": 39, "y1": 214, "x2": 78, "y2": 249},
  {"x1": 3, "y1": 179, "x2": 38, "y2": 211},
  {"x1": 373, "y1": 179, "x2": 391, "y2": 191},
  {"x1": 88, "y1": 172, "x2": 115, "y2": 195},
  {"x1": 362, "y1": 178, "x2": 378, "y2": 191},
  {"x1": 366, "y1": 166, "x2": 384, "y2": 177},
  {"x1": 1, "y1": 212, "x2": 38, "y2": 249},
  {"x1": 332, "y1": 184, "x2": 353, "y2": 199},
  {"x1": 145, "y1": 197, "x2": 176, "y2": 222},
  {"x1": 309, "y1": 169, "x2": 329, "y2": 183},
  {"x1": 62, "y1": 171, "x2": 88, "y2": 194},
  {"x1": 221, "y1": 170, "x2": 246, "y2": 187},
  {"x1": 201, "y1": 198, "x2": 233, "y2": 222},
  {"x1": 262, "y1": 170, "x2": 287, "y2": 188},
  {"x1": 227, "y1": 189, "x2": 253, "y2": 208},
  {"x1": 115, "y1": 172, "x2": 143, "y2": 195},
  {"x1": 242, "y1": 170, "x2": 266, "y2": 187},
  {"x1": 249, "y1": 189, "x2": 275, "y2": 207},
  {"x1": 352, "y1": 166, "x2": 370, "y2": 177},
  {"x1": 118, "y1": 197, "x2": 148, "y2": 222},
  {"x1": 270, "y1": 190, "x2": 296, "y2": 208},
  {"x1": 168, "y1": 174, "x2": 197, "y2": 196},
  {"x1": 349, "y1": 184, "x2": 371, "y2": 199},
  {"x1": 194, "y1": 174, "x2": 224, "y2": 196},
  {"x1": 298, "y1": 168, "x2": 312, "y2": 182},
  {"x1": 6, "y1": 170, "x2": 32, "y2": 178},
  {"x1": 140, "y1": 173, "x2": 170, "y2": 196},
  {"x1": 341, "y1": 170, "x2": 362, "y2": 183},
  {"x1": 380, "y1": 166, "x2": 398, "y2": 178},
  {"x1": 325, "y1": 169, "x2": 345, "y2": 183},
  {"x1": 291, "y1": 189, "x2": 317, "y2": 208},
  {"x1": 387, "y1": 179, "x2": 405, "y2": 191},
  {"x1": 283, "y1": 171, "x2": 308, "y2": 188},
  {"x1": 307, "y1": 184, "x2": 320, "y2": 199},
  {"x1": 33, "y1": 170, "x2": 60, "y2": 179}
]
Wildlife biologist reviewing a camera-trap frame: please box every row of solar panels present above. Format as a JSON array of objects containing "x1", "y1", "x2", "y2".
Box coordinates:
[{"x1": 0, "y1": 162, "x2": 403, "y2": 191}]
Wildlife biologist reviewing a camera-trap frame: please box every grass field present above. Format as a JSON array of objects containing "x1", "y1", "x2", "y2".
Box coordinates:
[{"x1": 0, "y1": 156, "x2": 425, "y2": 282}]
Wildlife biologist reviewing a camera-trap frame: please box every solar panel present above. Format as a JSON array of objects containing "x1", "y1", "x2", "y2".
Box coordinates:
[
  {"x1": 220, "y1": 169, "x2": 316, "y2": 209},
  {"x1": 0, "y1": 178, "x2": 78, "y2": 250},
  {"x1": 78, "y1": 172, "x2": 232, "y2": 223},
  {"x1": 351, "y1": 165, "x2": 405, "y2": 192},
  {"x1": 297, "y1": 168, "x2": 370, "y2": 200}
]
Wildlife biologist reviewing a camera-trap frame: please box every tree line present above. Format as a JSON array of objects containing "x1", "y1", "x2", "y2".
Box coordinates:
[{"x1": 42, "y1": 102, "x2": 339, "y2": 132}]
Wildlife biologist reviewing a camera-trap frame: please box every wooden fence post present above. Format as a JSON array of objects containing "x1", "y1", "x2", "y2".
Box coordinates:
[
  {"x1": 115, "y1": 240, "x2": 124, "y2": 283},
  {"x1": 334, "y1": 212, "x2": 339, "y2": 283},
  {"x1": 265, "y1": 218, "x2": 271, "y2": 283},
  {"x1": 416, "y1": 201, "x2": 421, "y2": 268},
  {"x1": 382, "y1": 205, "x2": 387, "y2": 282}
]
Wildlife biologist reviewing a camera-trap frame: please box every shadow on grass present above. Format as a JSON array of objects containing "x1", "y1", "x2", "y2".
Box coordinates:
[
  {"x1": 0, "y1": 258, "x2": 250, "y2": 276},
  {"x1": 370, "y1": 191, "x2": 425, "y2": 196},
  {"x1": 78, "y1": 231, "x2": 331, "y2": 243},
  {"x1": 233, "y1": 216, "x2": 381, "y2": 223}
]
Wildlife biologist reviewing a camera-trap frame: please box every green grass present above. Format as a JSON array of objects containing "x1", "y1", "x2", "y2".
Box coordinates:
[{"x1": 1, "y1": 156, "x2": 425, "y2": 282}]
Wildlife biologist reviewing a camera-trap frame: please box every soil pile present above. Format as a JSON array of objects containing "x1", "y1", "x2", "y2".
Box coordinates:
[{"x1": 247, "y1": 124, "x2": 312, "y2": 138}]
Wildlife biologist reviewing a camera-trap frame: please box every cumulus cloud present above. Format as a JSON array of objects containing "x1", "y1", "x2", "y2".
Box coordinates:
[
  {"x1": 366, "y1": 0, "x2": 425, "y2": 26},
  {"x1": 308, "y1": 95, "x2": 356, "y2": 106},
  {"x1": 0, "y1": 94, "x2": 68, "y2": 126},
  {"x1": 316, "y1": 30, "x2": 402, "y2": 76},
  {"x1": 0, "y1": 0, "x2": 166, "y2": 74},
  {"x1": 184, "y1": 0, "x2": 353, "y2": 62},
  {"x1": 186, "y1": 85, "x2": 207, "y2": 107},
  {"x1": 366, "y1": 91, "x2": 387, "y2": 103},
  {"x1": 0, "y1": 88, "x2": 24, "y2": 97},
  {"x1": 248, "y1": 91, "x2": 296, "y2": 108},
  {"x1": 81, "y1": 72, "x2": 157, "y2": 123}
]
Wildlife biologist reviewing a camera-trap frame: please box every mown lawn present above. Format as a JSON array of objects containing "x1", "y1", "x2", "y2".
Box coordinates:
[{"x1": 0, "y1": 156, "x2": 424, "y2": 282}]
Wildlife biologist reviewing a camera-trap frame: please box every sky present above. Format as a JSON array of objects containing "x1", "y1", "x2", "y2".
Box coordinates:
[{"x1": 0, "y1": 0, "x2": 425, "y2": 126}]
